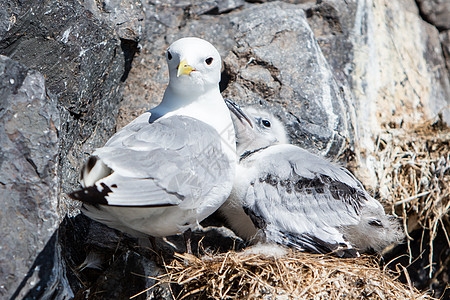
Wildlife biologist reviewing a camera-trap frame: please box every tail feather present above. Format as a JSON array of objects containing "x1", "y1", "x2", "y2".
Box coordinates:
[{"x1": 80, "y1": 156, "x2": 112, "y2": 187}]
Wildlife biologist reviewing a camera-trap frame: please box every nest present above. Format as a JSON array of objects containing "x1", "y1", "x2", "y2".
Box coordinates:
[
  {"x1": 148, "y1": 250, "x2": 433, "y2": 299},
  {"x1": 128, "y1": 120, "x2": 449, "y2": 300},
  {"x1": 373, "y1": 118, "x2": 450, "y2": 276}
]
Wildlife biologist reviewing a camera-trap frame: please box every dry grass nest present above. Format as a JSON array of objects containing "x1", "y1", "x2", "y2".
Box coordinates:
[
  {"x1": 374, "y1": 118, "x2": 450, "y2": 276},
  {"x1": 143, "y1": 250, "x2": 433, "y2": 299}
]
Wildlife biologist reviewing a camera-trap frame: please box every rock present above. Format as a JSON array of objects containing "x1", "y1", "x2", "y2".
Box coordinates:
[
  {"x1": 216, "y1": 0, "x2": 245, "y2": 13},
  {"x1": 187, "y1": 0, "x2": 245, "y2": 15},
  {"x1": 303, "y1": 0, "x2": 357, "y2": 82},
  {"x1": 223, "y1": 2, "x2": 355, "y2": 157},
  {"x1": 55, "y1": 214, "x2": 147, "y2": 298},
  {"x1": 0, "y1": 0, "x2": 131, "y2": 297},
  {"x1": 416, "y1": 0, "x2": 450, "y2": 30},
  {"x1": 441, "y1": 30, "x2": 450, "y2": 70},
  {"x1": 76, "y1": 251, "x2": 172, "y2": 300},
  {"x1": 0, "y1": 1, "x2": 19, "y2": 40},
  {"x1": 82, "y1": 0, "x2": 144, "y2": 81},
  {"x1": 10, "y1": 232, "x2": 74, "y2": 300},
  {"x1": 0, "y1": 0, "x2": 125, "y2": 199},
  {"x1": 62, "y1": 215, "x2": 172, "y2": 300},
  {"x1": 82, "y1": 0, "x2": 145, "y2": 42},
  {"x1": 0, "y1": 55, "x2": 60, "y2": 299},
  {"x1": 337, "y1": 0, "x2": 450, "y2": 186},
  {"x1": 246, "y1": 0, "x2": 315, "y2": 4},
  {"x1": 301, "y1": 0, "x2": 450, "y2": 186}
]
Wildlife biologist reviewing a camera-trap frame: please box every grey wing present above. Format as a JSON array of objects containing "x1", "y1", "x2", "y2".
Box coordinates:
[
  {"x1": 71, "y1": 114, "x2": 233, "y2": 208},
  {"x1": 241, "y1": 144, "x2": 374, "y2": 255}
]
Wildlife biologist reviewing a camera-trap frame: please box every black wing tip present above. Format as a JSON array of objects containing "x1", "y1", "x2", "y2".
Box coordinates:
[
  {"x1": 80, "y1": 155, "x2": 100, "y2": 181},
  {"x1": 68, "y1": 183, "x2": 111, "y2": 205},
  {"x1": 282, "y1": 232, "x2": 360, "y2": 258},
  {"x1": 86, "y1": 156, "x2": 99, "y2": 173},
  {"x1": 69, "y1": 184, "x2": 179, "y2": 208}
]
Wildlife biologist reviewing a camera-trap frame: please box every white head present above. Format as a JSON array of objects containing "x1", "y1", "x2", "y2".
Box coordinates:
[
  {"x1": 226, "y1": 101, "x2": 289, "y2": 156},
  {"x1": 166, "y1": 37, "x2": 222, "y2": 97}
]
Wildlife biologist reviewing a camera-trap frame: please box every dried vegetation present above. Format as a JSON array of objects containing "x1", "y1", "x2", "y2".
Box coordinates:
[
  {"x1": 145, "y1": 251, "x2": 433, "y2": 299},
  {"x1": 374, "y1": 118, "x2": 450, "y2": 277}
]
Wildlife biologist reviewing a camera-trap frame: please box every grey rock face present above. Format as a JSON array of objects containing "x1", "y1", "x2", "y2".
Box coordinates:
[
  {"x1": 75, "y1": 249, "x2": 171, "y2": 300},
  {"x1": 0, "y1": 55, "x2": 60, "y2": 299},
  {"x1": 303, "y1": 0, "x2": 357, "y2": 82},
  {"x1": 416, "y1": 0, "x2": 450, "y2": 30},
  {"x1": 344, "y1": 0, "x2": 450, "y2": 185},
  {"x1": 0, "y1": 0, "x2": 129, "y2": 298},
  {"x1": 223, "y1": 2, "x2": 355, "y2": 157},
  {"x1": 90, "y1": 251, "x2": 171, "y2": 300},
  {"x1": 81, "y1": 0, "x2": 144, "y2": 82},
  {"x1": 420, "y1": 19, "x2": 450, "y2": 125},
  {"x1": 82, "y1": 0, "x2": 145, "y2": 42},
  {"x1": 11, "y1": 232, "x2": 74, "y2": 300},
  {"x1": 297, "y1": 0, "x2": 450, "y2": 188},
  {"x1": 0, "y1": 0, "x2": 125, "y2": 199},
  {"x1": 441, "y1": 30, "x2": 450, "y2": 70}
]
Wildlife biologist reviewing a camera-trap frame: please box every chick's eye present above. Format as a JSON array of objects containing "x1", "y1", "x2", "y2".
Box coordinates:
[
  {"x1": 205, "y1": 57, "x2": 213, "y2": 65},
  {"x1": 167, "y1": 51, "x2": 172, "y2": 60},
  {"x1": 262, "y1": 120, "x2": 271, "y2": 128}
]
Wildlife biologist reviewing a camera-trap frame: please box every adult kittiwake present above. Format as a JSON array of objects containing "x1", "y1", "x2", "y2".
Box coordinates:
[
  {"x1": 220, "y1": 102, "x2": 404, "y2": 257},
  {"x1": 70, "y1": 38, "x2": 239, "y2": 253}
]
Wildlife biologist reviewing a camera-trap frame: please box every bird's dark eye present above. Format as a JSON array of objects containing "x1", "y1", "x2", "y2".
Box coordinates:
[
  {"x1": 167, "y1": 51, "x2": 172, "y2": 60},
  {"x1": 262, "y1": 120, "x2": 271, "y2": 128},
  {"x1": 205, "y1": 57, "x2": 213, "y2": 65}
]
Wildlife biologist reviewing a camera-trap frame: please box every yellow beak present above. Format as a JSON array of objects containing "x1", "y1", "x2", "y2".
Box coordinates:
[{"x1": 177, "y1": 59, "x2": 195, "y2": 77}]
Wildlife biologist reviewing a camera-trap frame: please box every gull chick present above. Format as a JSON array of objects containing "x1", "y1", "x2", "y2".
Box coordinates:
[
  {"x1": 221, "y1": 103, "x2": 404, "y2": 257},
  {"x1": 70, "y1": 38, "x2": 237, "y2": 253}
]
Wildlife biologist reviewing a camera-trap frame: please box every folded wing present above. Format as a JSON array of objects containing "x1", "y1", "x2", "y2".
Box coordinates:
[
  {"x1": 241, "y1": 144, "x2": 379, "y2": 256},
  {"x1": 70, "y1": 113, "x2": 232, "y2": 209}
]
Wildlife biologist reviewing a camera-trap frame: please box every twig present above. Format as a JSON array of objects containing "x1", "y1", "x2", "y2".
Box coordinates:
[{"x1": 395, "y1": 190, "x2": 432, "y2": 206}]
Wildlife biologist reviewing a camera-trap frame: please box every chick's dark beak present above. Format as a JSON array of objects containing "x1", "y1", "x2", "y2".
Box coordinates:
[{"x1": 225, "y1": 98, "x2": 253, "y2": 128}]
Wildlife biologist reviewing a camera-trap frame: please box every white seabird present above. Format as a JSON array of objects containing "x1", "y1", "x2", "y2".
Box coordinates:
[
  {"x1": 221, "y1": 102, "x2": 404, "y2": 257},
  {"x1": 70, "y1": 38, "x2": 239, "y2": 253}
]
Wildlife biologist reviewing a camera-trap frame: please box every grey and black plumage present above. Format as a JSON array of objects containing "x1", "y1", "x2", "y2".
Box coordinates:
[
  {"x1": 220, "y1": 103, "x2": 404, "y2": 257},
  {"x1": 69, "y1": 38, "x2": 237, "y2": 248}
]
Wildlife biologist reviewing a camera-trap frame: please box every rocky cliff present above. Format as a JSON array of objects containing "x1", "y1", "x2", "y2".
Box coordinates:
[{"x1": 0, "y1": 0, "x2": 448, "y2": 299}]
